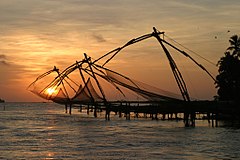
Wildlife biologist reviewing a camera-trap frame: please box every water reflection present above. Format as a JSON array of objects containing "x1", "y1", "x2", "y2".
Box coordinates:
[
  {"x1": 0, "y1": 103, "x2": 240, "y2": 159},
  {"x1": 46, "y1": 152, "x2": 55, "y2": 159},
  {"x1": 219, "y1": 120, "x2": 240, "y2": 129}
]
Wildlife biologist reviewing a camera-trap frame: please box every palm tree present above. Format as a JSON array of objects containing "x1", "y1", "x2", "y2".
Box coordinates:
[
  {"x1": 216, "y1": 35, "x2": 240, "y2": 102},
  {"x1": 227, "y1": 35, "x2": 240, "y2": 57}
]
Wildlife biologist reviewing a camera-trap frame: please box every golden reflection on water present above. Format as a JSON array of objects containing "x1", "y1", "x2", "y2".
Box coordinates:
[
  {"x1": 47, "y1": 138, "x2": 53, "y2": 142},
  {"x1": 47, "y1": 152, "x2": 55, "y2": 158},
  {"x1": 46, "y1": 126, "x2": 54, "y2": 130}
]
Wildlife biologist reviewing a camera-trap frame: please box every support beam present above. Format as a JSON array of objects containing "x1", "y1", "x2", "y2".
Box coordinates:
[{"x1": 153, "y1": 27, "x2": 190, "y2": 101}]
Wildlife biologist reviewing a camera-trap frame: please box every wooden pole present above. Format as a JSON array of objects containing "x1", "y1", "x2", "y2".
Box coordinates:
[
  {"x1": 65, "y1": 104, "x2": 68, "y2": 113},
  {"x1": 94, "y1": 105, "x2": 97, "y2": 118}
]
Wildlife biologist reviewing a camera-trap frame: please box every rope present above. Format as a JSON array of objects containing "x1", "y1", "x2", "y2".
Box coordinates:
[{"x1": 164, "y1": 34, "x2": 217, "y2": 67}]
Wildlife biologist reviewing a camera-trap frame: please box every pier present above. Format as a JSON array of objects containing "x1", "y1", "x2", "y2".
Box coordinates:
[{"x1": 64, "y1": 100, "x2": 240, "y2": 127}]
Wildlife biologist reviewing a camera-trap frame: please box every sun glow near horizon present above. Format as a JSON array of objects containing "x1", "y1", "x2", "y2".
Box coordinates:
[{"x1": 46, "y1": 87, "x2": 58, "y2": 96}]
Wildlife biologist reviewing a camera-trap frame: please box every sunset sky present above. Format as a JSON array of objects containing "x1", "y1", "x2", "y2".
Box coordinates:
[{"x1": 0, "y1": 0, "x2": 240, "y2": 102}]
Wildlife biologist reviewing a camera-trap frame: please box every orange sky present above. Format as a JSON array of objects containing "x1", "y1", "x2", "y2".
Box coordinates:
[{"x1": 0, "y1": 0, "x2": 240, "y2": 102}]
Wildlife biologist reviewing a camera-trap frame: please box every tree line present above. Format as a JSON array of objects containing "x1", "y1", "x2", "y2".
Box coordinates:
[{"x1": 215, "y1": 35, "x2": 240, "y2": 102}]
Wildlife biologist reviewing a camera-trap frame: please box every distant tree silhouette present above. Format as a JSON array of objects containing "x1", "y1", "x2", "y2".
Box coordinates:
[
  {"x1": 228, "y1": 35, "x2": 240, "y2": 57},
  {"x1": 216, "y1": 35, "x2": 240, "y2": 102}
]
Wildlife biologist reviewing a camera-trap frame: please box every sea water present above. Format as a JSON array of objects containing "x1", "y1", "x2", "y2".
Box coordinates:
[{"x1": 0, "y1": 102, "x2": 240, "y2": 160}]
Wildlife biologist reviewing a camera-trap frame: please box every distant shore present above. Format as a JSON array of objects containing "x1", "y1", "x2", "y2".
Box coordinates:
[{"x1": 0, "y1": 98, "x2": 5, "y2": 103}]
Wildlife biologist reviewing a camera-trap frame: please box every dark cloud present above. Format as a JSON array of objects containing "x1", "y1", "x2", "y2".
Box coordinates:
[
  {"x1": 92, "y1": 33, "x2": 107, "y2": 43},
  {"x1": 0, "y1": 54, "x2": 6, "y2": 59},
  {"x1": 0, "y1": 60, "x2": 9, "y2": 65},
  {"x1": 0, "y1": 54, "x2": 10, "y2": 65}
]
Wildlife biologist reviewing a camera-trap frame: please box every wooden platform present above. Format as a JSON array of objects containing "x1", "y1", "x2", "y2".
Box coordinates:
[{"x1": 65, "y1": 100, "x2": 240, "y2": 127}]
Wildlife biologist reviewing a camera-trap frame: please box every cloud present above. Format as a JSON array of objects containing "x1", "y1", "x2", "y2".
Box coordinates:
[
  {"x1": 0, "y1": 54, "x2": 10, "y2": 65},
  {"x1": 0, "y1": 54, "x2": 6, "y2": 59},
  {"x1": 0, "y1": 60, "x2": 9, "y2": 66},
  {"x1": 92, "y1": 33, "x2": 107, "y2": 43}
]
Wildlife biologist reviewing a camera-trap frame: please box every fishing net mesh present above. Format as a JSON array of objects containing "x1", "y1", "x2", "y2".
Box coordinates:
[
  {"x1": 28, "y1": 63, "x2": 182, "y2": 104},
  {"x1": 104, "y1": 69, "x2": 182, "y2": 101}
]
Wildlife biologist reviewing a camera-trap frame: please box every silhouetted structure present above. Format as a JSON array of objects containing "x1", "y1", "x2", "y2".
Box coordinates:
[{"x1": 28, "y1": 27, "x2": 238, "y2": 127}]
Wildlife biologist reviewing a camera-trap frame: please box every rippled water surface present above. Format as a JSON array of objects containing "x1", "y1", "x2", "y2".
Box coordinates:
[{"x1": 0, "y1": 102, "x2": 240, "y2": 159}]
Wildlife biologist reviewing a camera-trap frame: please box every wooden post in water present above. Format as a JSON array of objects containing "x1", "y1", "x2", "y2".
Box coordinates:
[
  {"x1": 125, "y1": 103, "x2": 130, "y2": 120},
  {"x1": 105, "y1": 103, "x2": 110, "y2": 120},
  {"x1": 190, "y1": 112, "x2": 196, "y2": 127},
  {"x1": 162, "y1": 113, "x2": 166, "y2": 120},
  {"x1": 69, "y1": 104, "x2": 72, "y2": 115},
  {"x1": 175, "y1": 113, "x2": 178, "y2": 120},
  {"x1": 119, "y1": 102, "x2": 122, "y2": 117},
  {"x1": 144, "y1": 113, "x2": 147, "y2": 118},
  {"x1": 105, "y1": 111, "x2": 110, "y2": 121},
  {"x1": 105, "y1": 107, "x2": 110, "y2": 121},
  {"x1": 135, "y1": 112, "x2": 139, "y2": 118},
  {"x1": 215, "y1": 112, "x2": 218, "y2": 127},
  {"x1": 94, "y1": 105, "x2": 97, "y2": 118},
  {"x1": 87, "y1": 104, "x2": 90, "y2": 115},
  {"x1": 79, "y1": 105, "x2": 82, "y2": 112},
  {"x1": 119, "y1": 111, "x2": 122, "y2": 118},
  {"x1": 211, "y1": 113, "x2": 214, "y2": 127},
  {"x1": 184, "y1": 113, "x2": 190, "y2": 127},
  {"x1": 207, "y1": 112, "x2": 211, "y2": 124},
  {"x1": 150, "y1": 114, "x2": 153, "y2": 119},
  {"x1": 65, "y1": 104, "x2": 68, "y2": 113},
  {"x1": 126, "y1": 112, "x2": 130, "y2": 120}
]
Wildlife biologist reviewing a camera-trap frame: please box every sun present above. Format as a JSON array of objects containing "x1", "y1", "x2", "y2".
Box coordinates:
[{"x1": 46, "y1": 87, "x2": 57, "y2": 95}]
